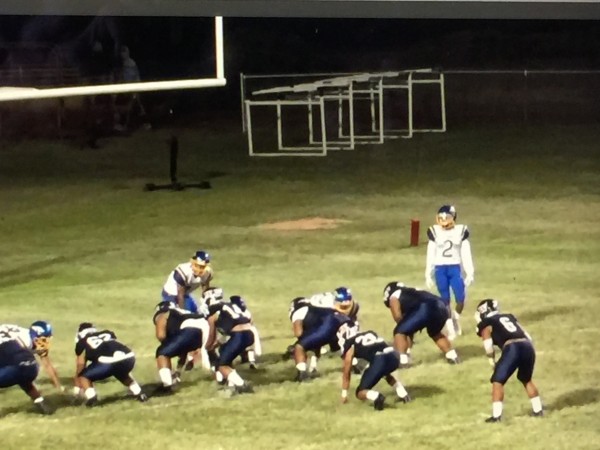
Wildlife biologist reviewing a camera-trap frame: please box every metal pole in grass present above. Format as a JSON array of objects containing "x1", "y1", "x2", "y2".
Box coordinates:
[{"x1": 144, "y1": 134, "x2": 212, "y2": 192}]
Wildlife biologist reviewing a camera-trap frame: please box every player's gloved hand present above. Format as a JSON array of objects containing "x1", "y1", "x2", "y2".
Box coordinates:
[{"x1": 464, "y1": 274, "x2": 474, "y2": 287}]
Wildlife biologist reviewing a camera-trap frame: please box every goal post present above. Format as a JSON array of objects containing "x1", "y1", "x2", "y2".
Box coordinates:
[{"x1": 0, "y1": 17, "x2": 226, "y2": 102}]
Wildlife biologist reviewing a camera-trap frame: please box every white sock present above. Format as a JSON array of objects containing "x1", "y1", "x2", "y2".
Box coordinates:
[
  {"x1": 296, "y1": 362, "x2": 307, "y2": 372},
  {"x1": 406, "y1": 347, "x2": 412, "y2": 356},
  {"x1": 33, "y1": 396, "x2": 45, "y2": 404},
  {"x1": 85, "y1": 387, "x2": 97, "y2": 400},
  {"x1": 531, "y1": 396, "x2": 543, "y2": 413},
  {"x1": 159, "y1": 368, "x2": 173, "y2": 387},
  {"x1": 128, "y1": 382, "x2": 142, "y2": 396},
  {"x1": 227, "y1": 370, "x2": 245, "y2": 387},
  {"x1": 394, "y1": 382, "x2": 408, "y2": 398},
  {"x1": 445, "y1": 349, "x2": 458, "y2": 360},
  {"x1": 366, "y1": 390, "x2": 380, "y2": 401},
  {"x1": 453, "y1": 311, "x2": 462, "y2": 335},
  {"x1": 309, "y1": 355, "x2": 318, "y2": 371},
  {"x1": 215, "y1": 371, "x2": 224, "y2": 383},
  {"x1": 247, "y1": 350, "x2": 256, "y2": 363},
  {"x1": 399, "y1": 353, "x2": 409, "y2": 365},
  {"x1": 186, "y1": 353, "x2": 194, "y2": 362},
  {"x1": 492, "y1": 401, "x2": 503, "y2": 418}
]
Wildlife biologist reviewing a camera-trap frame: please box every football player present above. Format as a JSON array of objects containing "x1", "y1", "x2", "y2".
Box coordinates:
[
  {"x1": 425, "y1": 205, "x2": 475, "y2": 339},
  {"x1": 73, "y1": 323, "x2": 148, "y2": 406},
  {"x1": 383, "y1": 282, "x2": 460, "y2": 365},
  {"x1": 153, "y1": 301, "x2": 213, "y2": 394},
  {"x1": 292, "y1": 291, "x2": 357, "y2": 382},
  {"x1": 0, "y1": 322, "x2": 55, "y2": 414},
  {"x1": 203, "y1": 288, "x2": 255, "y2": 394},
  {"x1": 475, "y1": 299, "x2": 543, "y2": 422},
  {"x1": 161, "y1": 250, "x2": 214, "y2": 313},
  {"x1": 337, "y1": 322, "x2": 411, "y2": 411},
  {"x1": 230, "y1": 295, "x2": 262, "y2": 370},
  {"x1": 287, "y1": 287, "x2": 360, "y2": 375},
  {"x1": 0, "y1": 321, "x2": 63, "y2": 392}
]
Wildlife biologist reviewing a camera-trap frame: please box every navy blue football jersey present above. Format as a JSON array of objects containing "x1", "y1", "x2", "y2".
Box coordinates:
[
  {"x1": 383, "y1": 282, "x2": 442, "y2": 314},
  {"x1": 208, "y1": 301, "x2": 251, "y2": 335},
  {"x1": 75, "y1": 330, "x2": 132, "y2": 362},
  {"x1": 477, "y1": 313, "x2": 530, "y2": 347},
  {"x1": 341, "y1": 330, "x2": 391, "y2": 363}
]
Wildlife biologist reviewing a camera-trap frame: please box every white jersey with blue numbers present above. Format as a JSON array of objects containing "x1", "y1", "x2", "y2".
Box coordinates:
[
  {"x1": 162, "y1": 262, "x2": 213, "y2": 296},
  {"x1": 426, "y1": 224, "x2": 474, "y2": 276},
  {"x1": 0, "y1": 324, "x2": 33, "y2": 349}
]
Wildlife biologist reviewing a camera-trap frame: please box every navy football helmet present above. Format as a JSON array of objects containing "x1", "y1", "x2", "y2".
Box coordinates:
[
  {"x1": 202, "y1": 287, "x2": 224, "y2": 306},
  {"x1": 75, "y1": 322, "x2": 97, "y2": 342},
  {"x1": 30, "y1": 321, "x2": 53, "y2": 355},
  {"x1": 230, "y1": 295, "x2": 247, "y2": 311},
  {"x1": 476, "y1": 299, "x2": 499, "y2": 320},
  {"x1": 436, "y1": 204, "x2": 457, "y2": 229}
]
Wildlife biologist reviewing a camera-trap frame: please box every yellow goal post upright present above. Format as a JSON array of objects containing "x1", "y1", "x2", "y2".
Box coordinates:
[{"x1": 0, "y1": 17, "x2": 226, "y2": 103}]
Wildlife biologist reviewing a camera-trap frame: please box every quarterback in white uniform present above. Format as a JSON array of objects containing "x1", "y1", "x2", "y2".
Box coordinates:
[
  {"x1": 161, "y1": 250, "x2": 213, "y2": 314},
  {"x1": 425, "y1": 205, "x2": 474, "y2": 339}
]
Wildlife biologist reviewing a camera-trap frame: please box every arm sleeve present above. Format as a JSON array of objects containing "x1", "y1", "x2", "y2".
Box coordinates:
[
  {"x1": 425, "y1": 240, "x2": 436, "y2": 275},
  {"x1": 460, "y1": 238, "x2": 474, "y2": 277}
]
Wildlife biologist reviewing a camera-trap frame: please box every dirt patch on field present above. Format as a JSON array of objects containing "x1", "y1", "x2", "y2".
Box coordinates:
[{"x1": 259, "y1": 217, "x2": 350, "y2": 231}]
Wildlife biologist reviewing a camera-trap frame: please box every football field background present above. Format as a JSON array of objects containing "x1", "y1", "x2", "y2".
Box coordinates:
[{"x1": 0, "y1": 123, "x2": 599, "y2": 449}]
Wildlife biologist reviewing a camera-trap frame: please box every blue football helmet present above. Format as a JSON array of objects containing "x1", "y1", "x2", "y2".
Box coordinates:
[
  {"x1": 334, "y1": 287, "x2": 352, "y2": 302},
  {"x1": 191, "y1": 250, "x2": 211, "y2": 265},
  {"x1": 30, "y1": 321, "x2": 53, "y2": 355},
  {"x1": 436, "y1": 205, "x2": 457, "y2": 229}
]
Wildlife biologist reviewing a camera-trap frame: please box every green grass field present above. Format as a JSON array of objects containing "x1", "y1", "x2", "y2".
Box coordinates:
[{"x1": 1, "y1": 123, "x2": 599, "y2": 449}]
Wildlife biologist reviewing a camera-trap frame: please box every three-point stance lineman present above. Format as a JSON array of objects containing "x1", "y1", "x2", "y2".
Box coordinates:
[
  {"x1": 475, "y1": 299, "x2": 543, "y2": 422},
  {"x1": 383, "y1": 282, "x2": 460, "y2": 366},
  {"x1": 337, "y1": 322, "x2": 410, "y2": 411},
  {"x1": 0, "y1": 322, "x2": 58, "y2": 414},
  {"x1": 73, "y1": 323, "x2": 148, "y2": 406}
]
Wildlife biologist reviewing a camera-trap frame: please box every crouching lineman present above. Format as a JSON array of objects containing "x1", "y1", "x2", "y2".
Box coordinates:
[
  {"x1": 0, "y1": 322, "x2": 57, "y2": 414},
  {"x1": 203, "y1": 288, "x2": 255, "y2": 394},
  {"x1": 475, "y1": 299, "x2": 543, "y2": 422},
  {"x1": 383, "y1": 282, "x2": 460, "y2": 366},
  {"x1": 161, "y1": 250, "x2": 214, "y2": 313},
  {"x1": 287, "y1": 287, "x2": 360, "y2": 375},
  {"x1": 230, "y1": 295, "x2": 262, "y2": 370},
  {"x1": 337, "y1": 322, "x2": 411, "y2": 410},
  {"x1": 73, "y1": 323, "x2": 148, "y2": 406},
  {"x1": 292, "y1": 291, "x2": 357, "y2": 382},
  {"x1": 153, "y1": 301, "x2": 212, "y2": 394}
]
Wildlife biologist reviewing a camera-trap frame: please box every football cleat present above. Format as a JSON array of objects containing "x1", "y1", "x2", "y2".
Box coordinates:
[
  {"x1": 235, "y1": 383, "x2": 255, "y2": 395},
  {"x1": 531, "y1": 410, "x2": 544, "y2": 418},
  {"x1": 249, "y1": 362, "x2": 258, "y2": 370},
  {"x1": 35, "y1": 400, "x2": 55, "y2": 415},
  {"x1": 85, "y1": 396, "x2": 99, "y2": 408},
  {"x1": 295, "y1": 370, "x2": 311, "y2": 383},
  {"x1": 485, "y1": 416, "x2": 502, "y2": 423},
  {"x1": 184, "y1": 360, "x2": 194, "y2": 372},
  {"x1": 153, "y1": 385, "x2": 175, "y2": 396},
  {"x1": 136, "y1": 392, "x2": 149, "y2": 403},
  {"x1": 447, "y1": 356, "x2": 461, "y2": 365},
  {"x1": 373, "y1": 393, "x2": 386, "y2": 411}
]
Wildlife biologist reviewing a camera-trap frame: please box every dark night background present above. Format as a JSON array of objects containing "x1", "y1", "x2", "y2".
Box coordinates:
[{"x1": 1, "y1": 16, "x2": 599, "y2": 134}]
